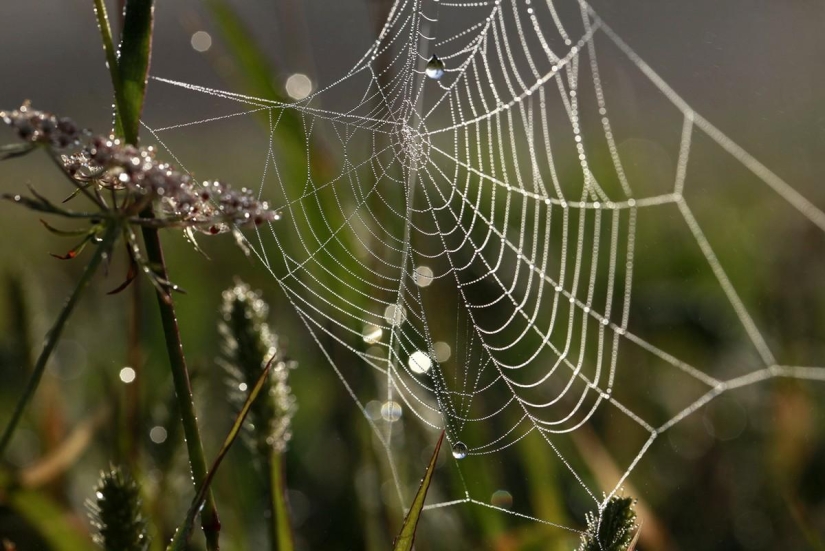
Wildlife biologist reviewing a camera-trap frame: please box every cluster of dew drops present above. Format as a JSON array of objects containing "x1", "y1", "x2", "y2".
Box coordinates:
[{"x1": 420, "y1": 52, "x2": 473, "y2": 459}]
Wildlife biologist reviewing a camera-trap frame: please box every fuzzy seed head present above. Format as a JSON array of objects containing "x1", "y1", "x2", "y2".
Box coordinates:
[
  {"x1": 578, "y1": 494, "x2": 638, "y2": 551},
  {"x1": 87, "y1": 467, "x2": 150, "y2": 551},
  {"x1": 219, "y1": 281, "x2": 297, "y2": 455}
]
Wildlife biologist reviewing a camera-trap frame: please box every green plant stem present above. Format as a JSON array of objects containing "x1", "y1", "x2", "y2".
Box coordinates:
[
  {"x1": 269, "y1": 451, "x2": 294, "y2": 551},
  {"x1": 0, "y1": 224, "x2": 118, "y2": 458},
  {"x1": 92, "y1": 0, "x2": 125, "y2": 138},
  {"x1": 93, "y1": 0, "x2": 220, "y2": 544},
  {"x1": 166, "y1": 357, "x2": 274, "y2": 551},
  {"x1": 140, "y1": 220, "x2": 221, "y2": 550}
]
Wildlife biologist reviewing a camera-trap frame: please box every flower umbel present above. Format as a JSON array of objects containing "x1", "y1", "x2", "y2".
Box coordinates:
[
  {"x1": 1, "y1": 102, "x2": 280, "y2": 234},
  {"x1": 1, "y1": 102, "x2": 281, "y2": 294},
  {"x1": 1, "y1": 101, "x2": 82, "y2": 148},
  {"x1": 67, "y1": 137, "x2": 280, "y2": 234}
]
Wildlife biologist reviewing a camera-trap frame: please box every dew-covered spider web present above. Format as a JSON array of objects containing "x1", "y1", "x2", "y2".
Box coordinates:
[{"x1": 142, "y1": 0, "x2": 825, "y2": 543}]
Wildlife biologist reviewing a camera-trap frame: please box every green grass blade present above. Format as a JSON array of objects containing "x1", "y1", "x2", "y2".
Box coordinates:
[
  {"x1": 166, "y1": 357, "x2": 276, "y2": 551},
  {"x1": 92, "y1": 0, "x2": 124, "y2": 137},
  {"x1": 93, "y1": 0, "x2": 153, "y2": 143},
  {"x1": 269, "y1": 451, "x2": 294, "y2": 551},
  {"x1": 10, "y1": 490, "x2": 97, "y2": 551},
  {"x1": 0, "y1": 142, "x2": 36, "y2": 161},
  {"x1": 117, "y1": 0, "x2": 154, "y2": 144},
  {"x1": 392, "y1": 430, "x2": 445, "y2": 551}
]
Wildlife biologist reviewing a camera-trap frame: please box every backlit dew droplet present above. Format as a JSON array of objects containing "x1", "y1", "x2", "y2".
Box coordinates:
[
  {"x1": 408, "y1": 350, "x2": 432, "y2": 374},
  {"x1": 490, "y1": 489, "x2": 513, "y2": 509},
  {"x1": 380, "y1": 401, "x2": 402, "y2": 422},
  {"x1": 362, "y1": 324, "x2": 383, "y2": 344},
  {"x1": 451, "y1": 441, "x2": 468, "y2": 459},
  {"x1": 119, "y1": 367, "x2": 136, "y2": 384},
  {"x1": 149, "y1": 426, "x2": 168, "y2": 444},
  {"x1": 191, "y1": 30, "x2": 212, "y2": 53},
  {"x1": 425, "y1": 54, "x2": 445, "y2": 80},
  {"x1": 383, "y1": 304, "x2": 407, "y2": 326},
  {"x1": 285, "y1": 73, "x2": 313, "y2": 100},
  {"x1": 413, "y1": 265, "x2": 434, "y2": 287},
  {"x1": 433, "y1": 341, "x2": 451, "y2": 363}
]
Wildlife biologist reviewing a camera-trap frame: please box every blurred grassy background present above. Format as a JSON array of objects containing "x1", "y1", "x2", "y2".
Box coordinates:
[{"x1": 1, "y1": 1, "x2": 824, "y2": 550}]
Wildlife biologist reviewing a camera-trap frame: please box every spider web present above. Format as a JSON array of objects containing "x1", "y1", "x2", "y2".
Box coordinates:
[{"x1": 142, "y1": 0, "x2": 825, "y2": 542}]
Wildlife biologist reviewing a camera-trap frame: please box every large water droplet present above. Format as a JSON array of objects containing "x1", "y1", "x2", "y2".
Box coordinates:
[
  {"x1": 451, "y1": 441, "x2": 468, "y2": 459},
  {"x1": 362, "y1": 324, "x2": 383, "y2": 344},
  {"x1": 383, "y1": 304, "x2": 407, "y2": 326},
  {"x1": 426, "y1": 55, "x2": 445, "y2": 80},
  {"x1": 380, "y1": 401, "x2": 402, "y2": 422},
  {"x1": 408, "y1": 350, "x2": 432, "y2": 374}
]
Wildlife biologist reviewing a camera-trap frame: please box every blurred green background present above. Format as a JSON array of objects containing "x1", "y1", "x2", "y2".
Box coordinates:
[{"x1": 1, "y1": 1, "x2": 824, "y2": 550}]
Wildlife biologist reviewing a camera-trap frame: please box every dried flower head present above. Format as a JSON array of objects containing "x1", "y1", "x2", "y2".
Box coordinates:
[
  {"x1": 2, "y1": 102, "x2": 280, "y2": 234},
  {"x1": 219, "y1": 281, "x2": 296, "y2": 455},
  {"x1": 1, "y1": 101, "x2": 82, "y2": 148},
  {"x1": 71, "y1": 138, "x2": 280, "y2": 233}
]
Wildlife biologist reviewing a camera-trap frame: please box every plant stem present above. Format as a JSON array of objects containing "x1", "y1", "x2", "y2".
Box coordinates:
[
  {"x1": 140, "y1": 220, "x2": 221, "y2": 550},
  {"x1": 0, "y1": 224, "x2": 118, "y2": 458},
  {"x1": 269, "y1": 451, "x2": 294, "y2": 551},
  {"x1": 94, "y1": 0, "x2": 219, "y2": 544},
  {"x1": 92, "y1": 0, "x2": 125, "y2": 138}
]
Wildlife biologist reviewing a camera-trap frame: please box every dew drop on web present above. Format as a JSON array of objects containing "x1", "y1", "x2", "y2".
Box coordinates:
[
  {"x1": 425, "y1": 54, "x2": 445, "y2": 80},
  {"x1": 451, "y1": 441, "x2": 468, "y2": 459}
]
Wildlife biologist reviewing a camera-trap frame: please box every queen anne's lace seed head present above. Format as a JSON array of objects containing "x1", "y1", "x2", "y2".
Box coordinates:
[
  {"x1": 2, "y1": 102, "x2": 280, "y2": 233},
  {"x1": 1, "y1": 101, "x2": 82, "y2": 148}
]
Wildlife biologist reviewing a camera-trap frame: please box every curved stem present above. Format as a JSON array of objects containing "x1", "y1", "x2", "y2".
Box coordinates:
[
  {"x1": 140, "y1": 218, "x2": 221, "y2": 550},
  {"x1": 0, "y1": 223, "x2": 119, "y2": 457}
]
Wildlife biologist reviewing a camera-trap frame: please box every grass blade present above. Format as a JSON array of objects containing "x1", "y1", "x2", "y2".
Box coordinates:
[
  {"x1": 93, "y1": 0, "x2": 153, "y2": 144},
  {"x1": 392, "y1": 430, "x2": 445, "y2": 551},
  {"x1": 0, "y1": 225, "x2": 119, "y2": 457},
  {"x1": 10, "y1": 491, "x2": 96, "y2": 551},
  {"x1": 92, "y1": 0, "x2": 124, "y2": 138},
  {"x1": 95, "y1": 2, "x2": 222, "y2": 546},
  {"x1": 0, "y1": 142, "x2": 36, "y2": 161},
  {"x1": 117, "y1": 0, "x2": 154, "y2": 144},
  {"x1": 269, "y1": 451, "x2": 294, "y2": 551},
  {"x1": 205, "y1": 1, "x2": 294, "y2": 109},
  {"x1": 166, "y1": 357, "x2": 276, "y2": 551}
]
